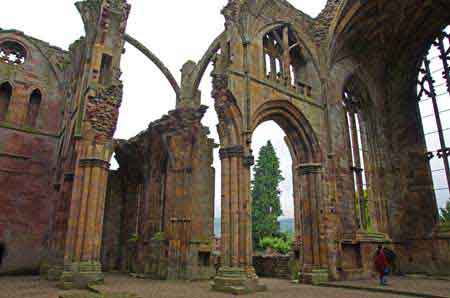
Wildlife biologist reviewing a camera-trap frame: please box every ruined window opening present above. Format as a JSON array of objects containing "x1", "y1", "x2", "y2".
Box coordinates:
[
  {"x1": 0, "y1": 82, "x2": 12, "y2": 121},
  {"x1": 275, "y1": 58, "x2": 282, "y2": 79},
  {"x1": 264, "y1": 53, "x2": 271, "y2": 78},
  {"x1": 99, "y1": 53, "x2": 113, "y2": 85},
  {"x1": 198, "y1": 251, "x2": 210, "y2": 267},
  {"x1": 417, "y1": 25, "x2": 450, "y2": 214},
  {"x1": 262, "y1": 25, "x2": 311, "y2": 96},
  {"x1": 343, "y1": 88, "x2": 370, "y2": 230},
  {"x1": 26, "y1": 89, "x2": 42, "y2": 127},
  {"x1": 0, "y1": 41, "x2": 26, "y2": 65}
]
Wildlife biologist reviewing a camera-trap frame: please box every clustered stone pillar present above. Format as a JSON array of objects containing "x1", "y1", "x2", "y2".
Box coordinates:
[
  {"x1": 296, "y1": 163, "x2": 329, "y2": 284},
  {"x1": 212, "y1": 145, "x2": 266, "y2": 294},
  {"x1": 60, "y1": 140, "x2": 113, "y2": 289},
  {"x1": 45, "y1": 172, "x2": 75, "y2": 281}
]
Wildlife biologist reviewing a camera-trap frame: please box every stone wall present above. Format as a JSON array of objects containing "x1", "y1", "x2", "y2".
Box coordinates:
[
  {"x1": 253, "y1": 256, "x2": 292, "y2": 280},
  {"x1": 0, "y1": 30, "x2": 65, "y2": 274},
  {"x1": 101, "y1": 106, "x2": 216, "y2": 280}
]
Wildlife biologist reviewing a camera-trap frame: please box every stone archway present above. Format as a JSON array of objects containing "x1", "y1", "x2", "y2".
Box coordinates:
[
  {"x1": 251, "y1": 100, "x2": 327, "y2": 284},
  {"x1": 211, "y1": 83, "x2": 327, "y2": 292}
]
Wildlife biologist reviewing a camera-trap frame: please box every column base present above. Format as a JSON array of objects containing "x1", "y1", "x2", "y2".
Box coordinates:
[
  {"x1": 211, "y1": 266, "x2": 267, "y2": 295},
  {"x1": 59, "y1": 261, "x2": 104, "y2": 289},
  {"x1": 301, "y1": 268, "x2": 329, "y2": 285}
]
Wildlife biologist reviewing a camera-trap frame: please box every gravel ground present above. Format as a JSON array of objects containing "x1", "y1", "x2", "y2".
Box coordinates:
[
  {"x1": 0, "y1": 274, "x2": 441, "y2": 298},
  {"x1": 0, "y1": 276, "x2": 87, "y2": 298},
  {"x1": 327, "y1": 276, "x2": 450, "y2": 298},
  {"x1": 96, "y1": 274, "x2": 412, "y2": 298}
]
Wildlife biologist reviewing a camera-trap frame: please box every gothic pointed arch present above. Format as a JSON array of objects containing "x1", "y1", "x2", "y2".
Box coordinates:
[
  {"x1": 26, "y1": 89, "x2": 42, "y2": 127},
  {"x1": 0, "y1": 81, "x2": 12, "y2": 121},
  {"x1": 251, "y1": 100, "x2": 322, "y2": 164}
]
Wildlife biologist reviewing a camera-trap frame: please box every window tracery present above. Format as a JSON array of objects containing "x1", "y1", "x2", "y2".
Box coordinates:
[
  {"x1": 0, "y1": 41, "x2": 27, "y2": 65},
  {"x1": 262, "y1": 25, "x2": 311, "y2": 97},
  {"x1": 417, "y1": 26, "x2": 450, "y2": 212}
]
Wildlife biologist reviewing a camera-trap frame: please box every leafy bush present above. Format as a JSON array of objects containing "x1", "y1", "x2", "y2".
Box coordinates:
[
  {"x1": 440, "y1": 201, "x2": 450, "y2": 224},
  {"x1": 128, "y1": 233, "x2": 139, "y2": 243},
  {"x1": 151, "y1": 232, "x2": 165, "y2": 241},
  {"x1": 259, "y1": 233, "x2": 293, "y2": 255}
]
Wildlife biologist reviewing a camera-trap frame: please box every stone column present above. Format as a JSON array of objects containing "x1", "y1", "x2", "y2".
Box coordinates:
[
  {"x1": 46, "y1": 172, "x2": 75, "y2": 281},
  {"x1": 212, "y1": 146, "x2": 266, "y2": 294},
  {"x1": 60, "y1": 140, "x2": 113, "y2": 289},
  {"x1": 296, "y1": 163, "x2": 329, "y2": 285}
]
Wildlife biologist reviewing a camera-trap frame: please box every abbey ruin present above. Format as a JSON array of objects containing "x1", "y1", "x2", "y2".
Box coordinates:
[{"x1": 0, "y1": 0, "x2": 449, "y2": 294}]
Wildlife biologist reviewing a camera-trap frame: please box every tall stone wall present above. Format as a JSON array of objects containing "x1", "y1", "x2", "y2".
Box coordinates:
[
  {"x1": 101, "y1": 106, "x2": 216, "y2": 280},
  {"x1": 0, "y1": 30, "x2": 67, "y2": 274}
]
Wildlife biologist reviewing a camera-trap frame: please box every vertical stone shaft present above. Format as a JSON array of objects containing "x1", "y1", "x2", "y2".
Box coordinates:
[
  {"x1": 65, "y1": 143, "x2": 112, "y2": 262},
  {"x1": 221, "y1": 156, "x2": 231, "y2": 266},
  {"x1": 242, "y1": 162, "x2": 252, "y2": 266},
  {"x1": 231, "y1": 156, "x2": 240, "y2": 267},
  {"x1": 298, "y1": 163, "x2": 327, "y2": 278}
]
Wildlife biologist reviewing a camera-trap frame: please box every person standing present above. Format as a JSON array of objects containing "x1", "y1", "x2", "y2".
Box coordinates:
[{"x1": 374, "y1": 245, "x2": 389, "y2": 286}]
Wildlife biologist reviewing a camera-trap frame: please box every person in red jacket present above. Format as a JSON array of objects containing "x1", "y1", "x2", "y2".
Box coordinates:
[{"x1": 374, "y1": 245, "x2": 389, "y2": 286}]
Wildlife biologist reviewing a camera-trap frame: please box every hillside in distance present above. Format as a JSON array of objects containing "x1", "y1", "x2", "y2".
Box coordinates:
[{"x1": 214, "y1": 218, "x2": 294, "y2": 237}]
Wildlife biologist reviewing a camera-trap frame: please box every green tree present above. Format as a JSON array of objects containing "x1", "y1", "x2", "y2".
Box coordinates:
[
  {"x1": 251, "y1": 141, "x2": 284, "y2": 248},
  {"x1": 440, "y1": 201, "x2": 450, "y2": 224}
]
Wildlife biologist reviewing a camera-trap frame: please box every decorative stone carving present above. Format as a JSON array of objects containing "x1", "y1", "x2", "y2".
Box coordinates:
[{"x1": 219, "y1": 145, "x2": 244, "y2": 159}]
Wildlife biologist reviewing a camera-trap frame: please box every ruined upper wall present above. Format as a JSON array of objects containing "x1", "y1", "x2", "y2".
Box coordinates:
[{"x1": 0, "y1": 29, "x2": 69, "y2": 134}]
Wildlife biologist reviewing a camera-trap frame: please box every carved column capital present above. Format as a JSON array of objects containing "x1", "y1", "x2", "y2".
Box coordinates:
[
  {"x1": 242, "y1": 155, "x2": 255, "y2": 168},
  {"x1": 296, "y1": 163, "x2": 323, "y2": 175},
  {"x1": 79, "y1": 158, "x2": 110, "y2": 169},
  {"x1": 219, "y1": 145, "x2": 244, "y2": 160}
]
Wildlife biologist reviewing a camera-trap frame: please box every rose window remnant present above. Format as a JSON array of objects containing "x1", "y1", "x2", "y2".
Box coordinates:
[
  {"x1": 417, "y1": 25, "x2": 450, "y2": 212},
  {"x1": 0, "y1": 41, "x2": 27, "y2": 65}
]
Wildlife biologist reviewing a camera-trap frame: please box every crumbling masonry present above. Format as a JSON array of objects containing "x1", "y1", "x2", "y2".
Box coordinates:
[{"x1": 0, "y1": 0, "x2": 449, "y2": 294}]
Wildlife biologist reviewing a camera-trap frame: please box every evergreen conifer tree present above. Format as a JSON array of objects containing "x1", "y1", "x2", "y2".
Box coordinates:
[{"x1": 251, "y1": 140, "x2": 284, "y2": 248}]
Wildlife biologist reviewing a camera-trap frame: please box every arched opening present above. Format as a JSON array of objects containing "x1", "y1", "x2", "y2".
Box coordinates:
[
  {"x1": 247, "y1": 100, "x2": 325, "y2": 282},
  {"x1": 342, "y1": 87, "x2": 371, "y2": 230},
  {"x1": 262, "y1": 24, "x2": 313, "y2": 97},
  {"x1": 0, "y1": 82, "x2": 12, "y2": 121},
  {"x1": 26, "y1": 89, "x2": 42, "y2": 127},
  {"x1": 109, "y1": 41, "x2": 177, "y2": 170},
  {"x1": 417, "y1": 25, "x2": 450, "y2": 221},
  {"x1": 198, "y1": 63, "x2": 222, "y2": 240},
  {"x1": 251, "y1": 121, "x2": 294, "y2": 254}
]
